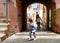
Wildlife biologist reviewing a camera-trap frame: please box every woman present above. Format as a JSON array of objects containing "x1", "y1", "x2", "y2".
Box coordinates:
[{"x1": 36, "y1": 12, "x2": 42, "y2": 31}]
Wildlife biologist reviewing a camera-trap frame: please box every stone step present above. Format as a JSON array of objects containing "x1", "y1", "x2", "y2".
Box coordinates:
[
  {"x1": 12, "y1": 35, "x2": 60, "y2": 39},
  {"x1": 0, "y1": 27, "x2": 9, "y2": 37},
  {"x1": 0, "y1": 23, "x2": 7, "y2": 28},
  {"x1": 7, "y1": 32, "x2": 60, "y2": 39},
  {"x1": 0, "y1": 23, "x2": 9, "y2": 26},
  {"x1": 15, "y1": 32, "x2": 58, "y2": 35},
  {"x1": 0, "y1": 18, "x2": 6, "y2": 21},
  {"x1": 0, "y1": 28, "x2": 9, "y2": 37},
  {"x1": 0, "y1": 19, "x2": 7, "y2": 22},
  {"x1": 0, "y1": 18, "x2": 9, "y2": 42},
  {"x1": 0, "y1": 18, "x2": 10, "y2": 23},
  {"x1": 0, "y1": 33, "x2": 7, "y2": 41},
  {"x1": 0, "y1": 28, "x2": 8, "y2": 32}
]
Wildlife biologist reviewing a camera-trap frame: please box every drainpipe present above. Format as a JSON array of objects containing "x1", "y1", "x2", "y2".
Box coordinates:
[{"x1": 6, "y1": 0, "x2": 8, "y2": 21}]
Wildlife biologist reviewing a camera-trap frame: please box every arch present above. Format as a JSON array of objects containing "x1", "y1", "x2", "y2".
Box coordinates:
[{"x1": 16, "y1": 0, "x2": 56, "y2": 32}]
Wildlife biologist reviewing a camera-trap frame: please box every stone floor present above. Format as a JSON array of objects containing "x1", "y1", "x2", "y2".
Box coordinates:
[{"x1": 1, "y1": 31, "x2": 60, "y2": 43}]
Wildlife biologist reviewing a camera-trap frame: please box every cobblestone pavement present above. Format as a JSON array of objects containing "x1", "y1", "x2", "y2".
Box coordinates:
[{"x1": 1, "y1": 31, "x2": 60, "y2": 43}]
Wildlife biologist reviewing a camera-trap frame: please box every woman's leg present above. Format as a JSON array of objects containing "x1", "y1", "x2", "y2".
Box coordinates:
[{"x1": 38, "y1": 22, "x2": 40, "y2": 30}]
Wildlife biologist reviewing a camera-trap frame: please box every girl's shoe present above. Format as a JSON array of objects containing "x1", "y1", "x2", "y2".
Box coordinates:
[
  {"x1": 28, "y1": 38, "x2": 31, "y2": 40},
  {"x1": 34, "y1": 38, "x2": 36, "y2": 40},
  {"x1": 28, "y1": 38, "x2": 34, "y2": 41}
]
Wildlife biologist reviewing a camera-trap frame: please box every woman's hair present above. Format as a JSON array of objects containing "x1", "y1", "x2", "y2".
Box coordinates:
[
  {"x1": 36, "y1": 14, "x2": 39, "y2": 18},
  {"x1": 29, "y1": 18, "x2": 33, "y2": 22}
]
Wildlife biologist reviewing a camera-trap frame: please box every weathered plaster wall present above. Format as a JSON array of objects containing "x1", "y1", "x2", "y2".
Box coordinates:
[
  {"x1": 0, "y1": 0, "x2": 6, "y2": 17},
  {"x1": 16, "y1": 0, "x2": 22, "y2": 32},
  {"x1": 54, "y1": 0, "x2": 60, "y2": 33},
  {"x1": 8, "y1": 0, "x2": 17, "y2": 31}
]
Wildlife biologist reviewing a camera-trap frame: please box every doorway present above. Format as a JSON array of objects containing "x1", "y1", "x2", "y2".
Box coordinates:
[
  {"x1": 21, "y1": 3, "x2": 49, "y2": 32},
  {"x1": 27, "y1": 3, "x2": 48, "y2": 31}
]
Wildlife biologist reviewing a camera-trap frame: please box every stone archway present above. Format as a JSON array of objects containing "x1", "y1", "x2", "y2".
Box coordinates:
[{"x1": 16, "y1": 0, "x2": 56, "y2": 32}]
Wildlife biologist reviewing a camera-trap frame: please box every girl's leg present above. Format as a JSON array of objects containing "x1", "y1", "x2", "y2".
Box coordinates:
[
  {"x1": 33, "y1": 32, "x2": 36, "y2": 40},
  {"x1": 29, "y1": 32, "x2": 32, "y2": 39},
  {"x1": 33, "y1": 32, "x2": 36, "y2": 38}
]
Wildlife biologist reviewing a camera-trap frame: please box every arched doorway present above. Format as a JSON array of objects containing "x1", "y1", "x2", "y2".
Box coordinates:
[
  {"x1": 16, "y1": 0, "x2": 56, "y2": 32},
  {"x1": 27, "y1": 3, "x2": 47, "y2": 31}
]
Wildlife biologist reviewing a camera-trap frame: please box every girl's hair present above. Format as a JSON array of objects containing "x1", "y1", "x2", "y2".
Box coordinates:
[{"x1": 29, "y1": 18, "x2": 33, "y2": 22}]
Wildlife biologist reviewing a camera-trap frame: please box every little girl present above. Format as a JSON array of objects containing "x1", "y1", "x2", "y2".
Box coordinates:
[{"x1": 28, "y1": 18, "x2": 36, "y2": 40}]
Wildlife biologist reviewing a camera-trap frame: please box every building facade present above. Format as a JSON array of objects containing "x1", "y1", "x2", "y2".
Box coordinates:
[{"x1": 0, "y1": 0, "x2": 60, "y2": 33}]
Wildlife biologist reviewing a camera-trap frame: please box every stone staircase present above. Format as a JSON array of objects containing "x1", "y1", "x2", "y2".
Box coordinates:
[{"x1": 0, "y1": 18, "x2": 9, "y2": 41}]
